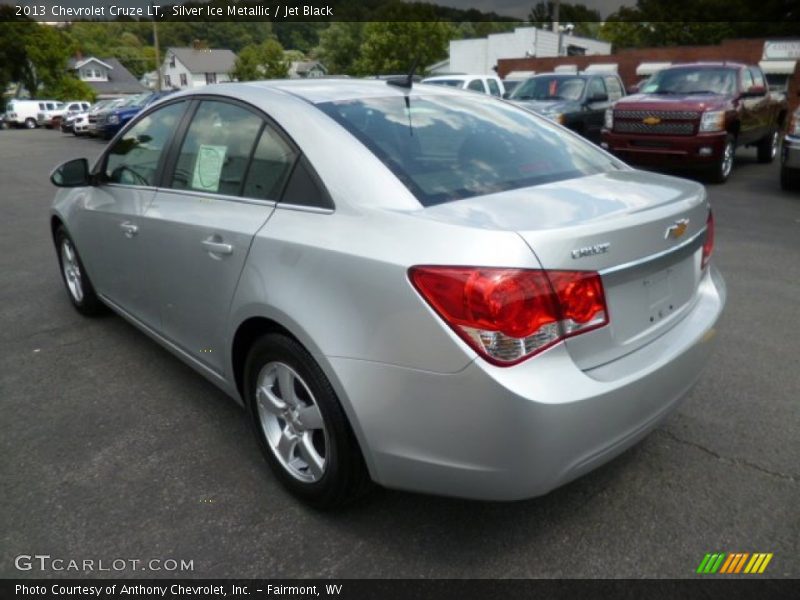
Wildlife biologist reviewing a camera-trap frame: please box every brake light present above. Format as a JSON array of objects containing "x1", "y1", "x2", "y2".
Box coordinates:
[
  {"x1": 701, "y1": 211, "x2": 714, "y2": 269},
  {"x1": 409, "y1": 266, "x2": 608, "y2": 366}
]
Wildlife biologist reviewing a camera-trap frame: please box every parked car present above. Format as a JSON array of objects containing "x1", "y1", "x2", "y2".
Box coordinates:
[
  {"x1": 66, "y1": 99, "x2": 115, "y2": 136},
  {"x1": 781, "y1": 107, "x2": 800, "y2": 191},
  {"x1": 508, "y1": 72, "x2": 625, "y2": 143},
  {"x1": 5, "y1": 99, "x2": 60, "y2": 129},
  {"x1": 97, "y1": 91, "x2": 172, "y2": 139},
  {"x1": 602, "y1": 62, "x2": 788, "y2": 183},
  {"x1": 0, "y1": 113, "x2": 8, "y2": 130},
  {"x1": 422, "y1": 74, "x2": 505, "y2": 97},
  {"x1": 49, "y1": 81, "x2": 725, "y2": 507},
  {"x1": 39, "y1": 100, "x2": 91, "y2": 129},
  {"x1": 86, "y1": 98, "x2": 126, "y2": 137}
]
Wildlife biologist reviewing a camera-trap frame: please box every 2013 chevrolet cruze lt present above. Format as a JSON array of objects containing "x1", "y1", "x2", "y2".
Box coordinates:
[{"x1": 50, "y1": 80, "x2": 725, "y2": 507}]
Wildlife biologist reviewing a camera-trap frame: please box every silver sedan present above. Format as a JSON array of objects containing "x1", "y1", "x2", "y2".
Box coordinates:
[{"x1": 49, "y1": 80, "x2": 726, "y2": 506}]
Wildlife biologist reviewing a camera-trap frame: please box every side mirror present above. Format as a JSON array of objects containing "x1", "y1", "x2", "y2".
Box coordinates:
[
  {"x1": 51, "y1": 158, "x2": 91, "y2": 187},
  {"x1": 587, "y1": 92, "x2": 609, "y2": 103},
  {"x1": 502, "y1": 91, "x2": 510, "y2": 99},
  {"x1": 743, "y1": 85, "x2": 767, "y2": 97}
]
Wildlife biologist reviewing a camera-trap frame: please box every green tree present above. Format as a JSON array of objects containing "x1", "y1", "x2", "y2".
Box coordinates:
[
  {"x1": 354, "y1": 22, "x2": 454, "y2": 76},
  {"x1": 232, "y1": 39, "x2": 289, "y2": 81},
  {"x1": 25, "y1": 25, "x2": 77, "y2": 95},
  {"x1": 528, "y1": 2, "x2": 602, "y2": 37},
  {"x1": 0, "y1": 8, "x2": 37, "y2": 98},
  {"x1": 43, "y1": 76, "x2": 97, "y2": 102},
  {"x1": 313, "y1": 22, "x2": 364, "y2": 75}
]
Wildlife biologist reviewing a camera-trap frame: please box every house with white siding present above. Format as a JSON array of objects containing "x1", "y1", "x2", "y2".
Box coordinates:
[{"x1": 161, "y1": 47, "x2": 237, "y2": 90}]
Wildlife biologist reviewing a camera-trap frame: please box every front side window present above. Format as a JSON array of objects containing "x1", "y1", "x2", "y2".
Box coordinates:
[
  {"x1": 510, "y1": 76, "x2": 586, "y2": 101},
  {"x1": 105, "y1": 102, "x2": 186, "y2": 187},
  {"x1": 604, "y1": 76, "x2": 623, "y2": 100},
  {"x1": 750, "y1": 67, "x2": 766, "y2": 89},
  {"x1": 318, "y1": 94, "x2": 615, "y2": 206},
  {"x1": 587, "y1": 78, "x2": 607, "y2": 99},
  {"x1": 487, "y1": 78, "x2": 501, "y2": 97},
  {"x1": 467, "y1": 79, "x2": 486, "y2": 93},
  {"x1": 170, "y1": 101, "x2": 263, "y2": 196}
]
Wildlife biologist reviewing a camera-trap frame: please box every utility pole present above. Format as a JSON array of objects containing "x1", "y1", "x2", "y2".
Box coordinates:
[
  {"x1": 552, "y1": 0, "x2": 561, "y2": 56},
  {"x1": 153, "y1": 4, "x2": 162, "y2": 91}
]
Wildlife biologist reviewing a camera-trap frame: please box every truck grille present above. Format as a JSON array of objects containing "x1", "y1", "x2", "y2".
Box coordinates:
[
  {"x1": 614, "y1": 121, "x2": 695, "y2": 135},
  {"x1": 614, "y1": 110, "x2": 701, "y2": 120},
  {"x1": 613, "y1": 109, "x2": 700, "y2": 136}
]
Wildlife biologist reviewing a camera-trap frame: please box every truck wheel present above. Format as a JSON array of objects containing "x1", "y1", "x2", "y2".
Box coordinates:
[
  {"x1": 781, "y1": 166, "x2": 800, "y2": 191},
  {"x1": 708, "y1": 135, "x2": 735, "y2": 184},
  {"x1": 757, "y1": 130, "x2": 779, "y2": 164},
  {"x1": 24, "y1": 118, "x2": 36, "y2": 129}
]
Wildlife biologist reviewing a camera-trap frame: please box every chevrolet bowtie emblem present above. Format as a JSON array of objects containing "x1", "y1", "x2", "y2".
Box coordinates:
[
  {"x1": 665, "y1": 218, "x2": 690, "y2": 240},
  {"x1": 643, "y1": 116, "x2": 661, "y2": 125}
]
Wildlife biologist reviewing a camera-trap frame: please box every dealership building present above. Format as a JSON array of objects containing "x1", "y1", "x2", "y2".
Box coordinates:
[{"x1": 497, "y1": 38, "x2": 800, "y2": 113}]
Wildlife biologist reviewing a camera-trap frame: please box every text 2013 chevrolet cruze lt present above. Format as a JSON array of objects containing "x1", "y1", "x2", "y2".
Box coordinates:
[{"x1": 50, "y1": 80, "x2": 726, "y2": 507}]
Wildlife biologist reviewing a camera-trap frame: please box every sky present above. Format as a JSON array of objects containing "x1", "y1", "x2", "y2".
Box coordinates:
[{"x1": 430, "y1": 0, "x2": 634, "y2": 19}]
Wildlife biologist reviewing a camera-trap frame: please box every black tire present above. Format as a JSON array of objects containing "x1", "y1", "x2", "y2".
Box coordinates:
[
  {"x1": 54, "y1": 226, "x2": 105, "y2": 316},
  {"x1": 244, "y1": 333, "x2": 372, "y2": 508},
  {"x1": 24, "y1": 117, "x2": 36, "y2": 129},
  {"x1": 707, "y1": 134, "x2": 735, "y2": 184},
  {"x1": 781, "y1": 166, "x2": 800, "y2": 191},
  {"x1": 757, "y1": 129, "x2": 779, "y2": 163}
]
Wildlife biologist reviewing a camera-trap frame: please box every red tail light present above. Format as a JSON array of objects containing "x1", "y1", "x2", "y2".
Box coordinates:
[
  {"x1": 701, "y1": 211, "x2": 714, "y2": 269},
  {"x1": 409, "y1": 266, "x2": 608, "y2": 366}
]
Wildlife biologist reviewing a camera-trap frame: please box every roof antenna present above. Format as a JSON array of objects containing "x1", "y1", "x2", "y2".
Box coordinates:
[{"x1": 387, "y1": 57, "x2": 420, "y2": 89}]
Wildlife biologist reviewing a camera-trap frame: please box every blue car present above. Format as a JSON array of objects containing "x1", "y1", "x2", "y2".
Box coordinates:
[{"x1": 98, "y1": 91, "x2": 173, "y2": 139}]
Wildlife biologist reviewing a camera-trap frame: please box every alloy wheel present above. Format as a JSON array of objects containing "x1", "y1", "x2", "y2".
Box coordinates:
[
  {"x1": 255, "y1": 361, "x2": 329, "y2": 483},
  {"x1": 721, "y1": 140, "x2": 734, "y2": 179},
  {"x1": 60, "y1": 239, "x2": 84, "y2": 303}
]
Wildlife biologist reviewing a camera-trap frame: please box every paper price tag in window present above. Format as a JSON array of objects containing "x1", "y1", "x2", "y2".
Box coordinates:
[{"x1": 192, "y1": 144, "x2": 227, "y2": 192}]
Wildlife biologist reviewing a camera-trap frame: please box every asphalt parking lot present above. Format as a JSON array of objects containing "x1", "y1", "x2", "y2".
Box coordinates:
[{"x1": 1, "y1": 128, "x2": 798, "y2": 579}]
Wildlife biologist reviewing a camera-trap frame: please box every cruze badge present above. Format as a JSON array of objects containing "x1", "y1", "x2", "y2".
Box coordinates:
[
  {"x1": 571, "y1": 242, "x2": 610, "y2": 259},
  {"x1": 665, "y1": 218, "x2": 690, "y2": 240},
  {"x1": 643, "y1": 116, "x2": 661, "y2": 125}
]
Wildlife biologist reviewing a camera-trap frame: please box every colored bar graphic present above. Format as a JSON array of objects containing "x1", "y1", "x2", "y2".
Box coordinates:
[{"x1": 699, "y1": 552, "x2": 773, "y2": 574}]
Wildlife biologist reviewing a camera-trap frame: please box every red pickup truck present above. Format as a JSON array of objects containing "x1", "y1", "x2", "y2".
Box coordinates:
[{"x1": 602, "y1": 63, "x2": 788, "y2": 183}]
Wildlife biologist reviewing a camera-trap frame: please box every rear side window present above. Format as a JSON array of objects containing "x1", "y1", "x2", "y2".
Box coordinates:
[
  {"x1": 105, "y1": 101, "x2": 186, "y2": 187},
  {"x1": 280, "y1": 156, "x2": 333, "y2": 209},
  {"x1": 467, "y1": 79, "x2": 485, "y2": 93},
  {"x1": 171, "y1": 101, "x2": 262, "y2": 196},
  {"x1": 487, "y1": 78, "x2": 501, "y2": 97},
  {"x1": 318, "y1": 95, "x2": 613, "y2": 206},
  {"x1": 242, "y1": 125, "x2": 298, "y2": 200}
]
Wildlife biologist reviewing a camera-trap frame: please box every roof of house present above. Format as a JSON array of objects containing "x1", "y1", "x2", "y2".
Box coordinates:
[
  {"x1": 291, "y1": 60, "x2": 327, "y2": 74},
  {"x1": 168, "y1": 47, "x2": 237, "y2": 74},
  {"x1": 68, "y1": 57, "x2": 147, "y2": 95},
  {"x1": 71, "y1": 57, "x2": 114, "y2": 70}
]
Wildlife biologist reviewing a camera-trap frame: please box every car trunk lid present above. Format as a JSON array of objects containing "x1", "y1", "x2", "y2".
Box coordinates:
[{"x1": 421, "y1": 169, "x2": 711, "y2": 369}]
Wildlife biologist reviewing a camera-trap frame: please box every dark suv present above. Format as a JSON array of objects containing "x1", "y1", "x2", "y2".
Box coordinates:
[{"x1": 508, "y1": 72, "x2": 626, "y2": 143}]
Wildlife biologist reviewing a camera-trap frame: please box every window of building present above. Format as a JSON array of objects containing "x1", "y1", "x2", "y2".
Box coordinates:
[
  {"x1": 180, "y1": 73, "x2": 188, "y2": 87},
  {"x1": 205, "y1": 73, "x2": 217, "y2": 85}
]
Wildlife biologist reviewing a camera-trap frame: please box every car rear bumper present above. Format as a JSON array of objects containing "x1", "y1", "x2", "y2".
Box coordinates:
[
  {"x1": 602, "y1": 129, "x2": 728, "y2": 169},
  {"x1": 782, "y1": 134, "x2": 800, "y2": 170},
  {"x1": 329, "y1": 266, "x2": 726, "y2": 501}
]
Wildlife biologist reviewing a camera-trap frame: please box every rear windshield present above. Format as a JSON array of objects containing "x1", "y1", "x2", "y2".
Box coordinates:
[
  {"x1": 510, "y1": 76, "x2": 586, "y2": 101},
  {"x1": 317, "y1": 94, "x2": 613, "y2": 206}
]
